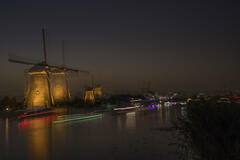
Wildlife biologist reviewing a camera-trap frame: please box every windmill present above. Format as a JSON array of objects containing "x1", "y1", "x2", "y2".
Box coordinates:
[
  {"x1": 9, "y1": 29, "x2": 89, "y2": 110},
  {"x1": 92, "y1": 76, "x2": 102, "y2": 97},
  {"x1": 84, "y1": 75, "x2": 95, "y2": 103},
  {"x1": 50, "y1": 40, "x2": 79, "y2": 104},
  {"x1": 84, "y1": 75, "x2": 103, "y2": 103}
]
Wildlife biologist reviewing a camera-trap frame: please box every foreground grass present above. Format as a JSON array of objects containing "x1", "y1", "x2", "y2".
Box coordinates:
[{"x1": 174, "y1": 101, "x2": 240, "y2": 160}]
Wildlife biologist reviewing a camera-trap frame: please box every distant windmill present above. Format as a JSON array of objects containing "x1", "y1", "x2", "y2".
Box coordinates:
[
  {"x1": 92, "y1": 76, "x2": 103, "y2": 97},
  {"x1": 9, "y1": 29, "x2": 89, "y2": 109},
  {"x1": 84, "y1": 75, "x2": 95, "y2": 103},
  {"x1": 84, "y1": 75, "x2": 103, "y2": 103}
]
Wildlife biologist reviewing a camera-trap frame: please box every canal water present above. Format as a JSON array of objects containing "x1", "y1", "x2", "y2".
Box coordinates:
[{"x1": 0, "y1": 107, "x2": 179, "y2": 160}]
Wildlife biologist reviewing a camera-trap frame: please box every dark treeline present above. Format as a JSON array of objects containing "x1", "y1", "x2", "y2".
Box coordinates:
[
  {"x1": 0, "y1": 94, "x2": 138, "y2": 110},
  {"x1": 0, "y1": 96, "x2": 24, "y2": 111},
  {"x1": 174, "y1": 100, "x2": 240, "y2": 160},
  {"x1": 71, "y1": 94, "x2": 135, "y2": 108}
]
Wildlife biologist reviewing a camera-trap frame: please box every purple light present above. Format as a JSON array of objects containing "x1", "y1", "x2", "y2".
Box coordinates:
[{"x1": 26, "y1": 109, "x2": 44, "y2": 113}]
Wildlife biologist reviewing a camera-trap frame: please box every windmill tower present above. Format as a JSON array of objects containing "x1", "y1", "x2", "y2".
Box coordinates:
[
  {"x1": 9, "y1": 29, "x2": 88, "y2": 110},
  {"x1": 84, "y1": 89, "x2": 95, "y2": 103},
  {"x1": 92, "y1": 76, "x2": 102, "y2": 97},
  {"x1": 84, "y1": 75, "x2": 103, "y2": 103},
  {"x1": 84, "y1": 76, "x2": 95, "y2": 103},
  {"x1": 51, "y1": 40, "x2": 72, "y2": 104}
]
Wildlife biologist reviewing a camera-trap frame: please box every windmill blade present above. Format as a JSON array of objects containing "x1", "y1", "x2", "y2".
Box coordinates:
[
  {"x1": 8, "y1": 53, "x2": 43, "y2": 66},
  {"x1": 64, "y1": 68, "x2": 89, "y2": 75},
  {"x1": 62, "y1": 40, "x2": 66, "y2": 67},
  {"x1": 8, "y1": 58, "x2": 38, "y2": 65},
  {"x1": 47, "y1": 64, "x2": 89, "y2": 74},
  {"x1": 77, "y1": 69, "x2": 89, "y2": 74},
  {"x1": 62, "y1": 66, "x2": 89, "y2": 74},
  {"x1": 62, "y1": 67, "x2": 89, "y2": 74},
  {"x1": 42, "y1": 28, "x2": 48, "y2": 64},
  {"x1": 63, "y1": 66, "x2": 79, "y2": 72}
]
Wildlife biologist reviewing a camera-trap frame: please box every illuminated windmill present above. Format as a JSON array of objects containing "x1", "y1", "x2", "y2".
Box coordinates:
[
  {"x1": 91, "y1": 75, "x2": 102, "y2": 97},
  {"x1": 9, "y1": 29, "x2": 88, "y2": 109},
  {"x1": 84, "y1": 88, "x2": 95, "y2": 103},
  {"x1": 94, "y1": 86, "x2": 102, "y2": 97},
  {"x1": 84, "y1": 75, "x2": 102, "y2": 103}
]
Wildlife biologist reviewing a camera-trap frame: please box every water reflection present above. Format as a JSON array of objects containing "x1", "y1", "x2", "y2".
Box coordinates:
[
  {"x1": 1, "y1": 107, "x2": 179, "y2": 160},
  {"x1": 18, "y1": 115, "x2": 55, "y2": 130},
  {"x1": 157, "y1": 108, "x2": 163, "y2": 124},
  {"x1": 5, "y1": 118, "x2": 9, "y2": 157},
  {"x1": 126, "y1": 112, "x2": 136, "y2": 129},
  {"x1": 18, "y1": 115, "x2": 55, "y2": 160}
]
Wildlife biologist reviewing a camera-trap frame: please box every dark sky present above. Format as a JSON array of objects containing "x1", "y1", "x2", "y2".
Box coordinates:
[{"x1": 1, "y1": 0, "x2": 240, "y2": 96}]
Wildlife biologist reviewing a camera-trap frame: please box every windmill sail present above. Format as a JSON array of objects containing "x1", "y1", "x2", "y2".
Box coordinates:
[{"x1": 42, "y1": 28, "x2": 48, "y2": 64}]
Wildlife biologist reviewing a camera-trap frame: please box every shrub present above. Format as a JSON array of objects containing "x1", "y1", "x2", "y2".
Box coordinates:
[{"x1": 174, "y1": 101, "x2": 240, "y2": 160}]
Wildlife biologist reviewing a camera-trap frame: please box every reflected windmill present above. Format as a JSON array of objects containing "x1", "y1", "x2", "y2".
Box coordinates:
[{"x1": 9, "y1": 29, "x2": 89, "y2": 110}]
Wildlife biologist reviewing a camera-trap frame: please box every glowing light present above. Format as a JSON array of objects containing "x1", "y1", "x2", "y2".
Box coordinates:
[
  {"x1": 180, "y1": 102, "x2": 187, "y2": 105},
  {"x1": 136, "y1": 108, "x2": 149, "y2": 111},
  {"x1": 52, "y1": 74, "x2": 69, "y2": 103},
  {"x1": 5, "y1": 107, "x2": 9, "y2": 111},
  {"x1": 57, "y1": 113, "x2": 100, "y2": 120},
  {"x1": 54, "y1": 114, "x2": 103, "y2": 124},
  {"x1": 117, "y1": 107, "x2": 151, "y2": 114},
  {"x1": 58, "y1": 113, "x2": 85, "y2": 119},
  {"x1": 29, "y1": 71, "x2": 47, "y2": 75},
  {"x1": 18, "y1": 110, "x2": 55, "y2": 119},
  {"x1": 94, "y1": 87, "x2": 102, "y2": 96},
  {"x1": 230, "y1": 96, "x2": 240, "y2": 99},
  {"x1": 25, "y1": 73, "x2": 50, "y2": 109},
  {"x1": 187, "y1": 98, "x2": 192, "y2": 102},
  {"x1": 18, "y1": 115, "x2": 56, "y2": 129},
  {"x1": 114, "y1": 106, "x2": 138, "y2": 111},
  {"x1": 26, "y1": 109, "x2": 45, "y2": 113},
  {"x1": 84, "y1": 90, "x2": 95, "y2": 103},
  {"x1": 117, "y1": 110, "x2": 136, "y2": 114},
  {"x1": 26, "y1": 70, "x2": 70, "y2": 109}
]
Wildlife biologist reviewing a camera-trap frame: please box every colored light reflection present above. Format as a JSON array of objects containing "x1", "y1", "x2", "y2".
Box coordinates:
[
  {"x1": 54, "y1": 114, "x2": 103, "y2": 124},
  {"x1": 57, "y1": 113, "x2": 86, "y2": 120},
  {"x1": 18, "y1": 115, "x2": 55, "y2": 160},
  {"x1": 18, "y1": 115, "x2": 56, "y2": 129},
  {"x1": 229, "y1": 95, "x2": 240, "y2": 99},
  {"x1": 26, "y1": 109, "x2": 45, "y2": 113},
  {"x1": 18, "y1": 110, "x2": 55, "y2": 119},
  {"x1": 148, "y1": 105, "x2": 155, "y2": 110},
  {"x1": 117, "y1": 107, "x2": 155, "y2": 114},
  {"x1": 117, "y1": 110, "x2": 136, "y2": 114},
  {"x1": 114, "y1": 106, "x2": 138, "y2": 111}
]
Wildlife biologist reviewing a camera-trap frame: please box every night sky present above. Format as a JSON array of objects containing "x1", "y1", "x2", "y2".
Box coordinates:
[{"x1": 1, "y1": 0, "x2": 240, "y2": 96}]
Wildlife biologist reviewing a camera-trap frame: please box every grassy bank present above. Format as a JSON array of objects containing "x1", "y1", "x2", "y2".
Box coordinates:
[{"x1": 174, "y1": 101, "x2": 240, "y2": 160}]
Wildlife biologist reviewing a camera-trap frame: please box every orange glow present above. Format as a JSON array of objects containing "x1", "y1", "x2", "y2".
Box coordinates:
[
  {"x1": 25, "y1": 73, "x2": 50, "y2": 109},
  {"x1": 51, "y1": 73, "x2": 70, "y2": 103},
  {"x1": 84, "y1": 90, "x2": 95, "y2": 103},
  {"x1": 94, "y1": 87, "x2": 102, "y2": 96},
  {"x1": 18, "y1": 116, "x2": 54, "y2": 160},
  {"x1": 25, "y1": 70, "x2": 70, "y2": 109}
]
